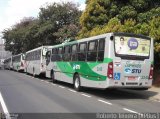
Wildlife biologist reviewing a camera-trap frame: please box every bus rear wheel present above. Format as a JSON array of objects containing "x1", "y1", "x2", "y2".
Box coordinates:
[
  {"x1": 74, "y1": 74, "x2": 81, "y2": 91},
  {"x1": 33, "y1": 67, "x2": 36, "y2": 77}
]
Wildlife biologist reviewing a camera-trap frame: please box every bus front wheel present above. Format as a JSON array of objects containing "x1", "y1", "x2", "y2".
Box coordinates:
[{"x1": 74, "y1": 74, "x2": 81, "y2": 91}]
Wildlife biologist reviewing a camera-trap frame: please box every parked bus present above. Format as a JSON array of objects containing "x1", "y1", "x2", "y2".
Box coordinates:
[
  {"x1": 45, "y1": 32, "x2": 154, "y2": 91},
  {"x1": 4, "y1": 57, "x2": 12, "y2": 70},
  {"x1": 25, "y1": 46, "x2": 48, "y2": 76},
  {"x1": 12, "y1": 53, "x2": 25, "y2": 71}
]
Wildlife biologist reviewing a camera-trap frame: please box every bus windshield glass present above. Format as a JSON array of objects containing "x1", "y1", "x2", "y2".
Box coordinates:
[{"x1": 115, "y1": 36, "x2": 150, "y2": 58}]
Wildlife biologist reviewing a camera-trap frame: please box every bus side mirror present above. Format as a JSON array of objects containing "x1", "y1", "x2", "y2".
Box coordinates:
[
  {"x1": 42, "y1": 48, "x2": 48, "y2": 56},
  {"x1": 110, "y1": 36, "x2": 114, "y2": 41},
  {"x1": 46, "y1": 51, "x2": 51, "y2": 59}
]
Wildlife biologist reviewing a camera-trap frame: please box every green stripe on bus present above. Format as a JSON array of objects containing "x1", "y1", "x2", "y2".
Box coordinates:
[{"x1": 56, "y1": 58, "x2": 113, "y2": 81}]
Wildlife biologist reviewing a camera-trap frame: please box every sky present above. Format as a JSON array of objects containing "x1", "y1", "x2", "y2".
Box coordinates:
[{"x1": 0, "y1": 0, "x2": 86, "y2": 43}]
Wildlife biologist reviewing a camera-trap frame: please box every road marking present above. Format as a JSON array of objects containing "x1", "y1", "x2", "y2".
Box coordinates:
[
  {"x1": 34, "y1": 78, "x2": 38, "y2": 80},
  {"x1": 51, "y1": 84, "x2": 56, "y2": 86},
  {"x1": 68, "y1": 89, "x2": 77, "y2": 93},
  {"x1": 98, "y1": 99, "x2": 112, "y2": 105},
  {"x1": 58, "y1": 86, "x2": 65, "y2": 89},
  {"x1": 27, "y1": 75, "x2": 32, "y2": 78},
  {"x1": 45, "y1": 81, "x2": 50, "y2": 84},
  {"x1": 0, "y1": 92, "x2": 11, "y2": 119},
  {"x1": 123, "y1": 108, "x2": 139, "y2": 114},
  {"x1": 81, "y1": 93, "x2": 91, "y2": 98}
]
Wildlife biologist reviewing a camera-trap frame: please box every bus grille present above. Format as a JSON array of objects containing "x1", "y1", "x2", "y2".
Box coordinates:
[{"x1": 126, "y1": 82, "x2": 138, "y2": 85}]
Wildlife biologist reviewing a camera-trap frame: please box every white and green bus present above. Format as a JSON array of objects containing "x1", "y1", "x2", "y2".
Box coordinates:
[
  {"x1": 25, "y1": 46, "x2": 48, "y2": 76},
  {"x1": 45, "y1": 32, "x2": 154, "y2": 91}
]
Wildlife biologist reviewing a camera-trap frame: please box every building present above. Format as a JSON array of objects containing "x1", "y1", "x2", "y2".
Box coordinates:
[{"x1": 0, "y1": 39, "x2": 12, "y2": 63}]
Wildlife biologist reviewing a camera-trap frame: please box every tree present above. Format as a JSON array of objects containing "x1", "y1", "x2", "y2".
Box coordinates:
[
  {"x1": 2, "y1": 17, "x2": 36, "y2": 54},
  {"x1": 53, "y1": 24, "x2": 80, "y2": 42},
  {"x1": 2, "y1": 2, "x2": 82, "y2": 54},
  {"x1": 79, "y1": 0, "x2": 160, "y2": 38},
  {"x1": 38, "y1": 2, "x2": 82, "y2": 44}
]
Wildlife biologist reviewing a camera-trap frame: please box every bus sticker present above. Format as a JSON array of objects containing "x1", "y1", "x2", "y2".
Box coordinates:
[{"x1": 114, "y1": 73, "x2": 121, "y2": 80}]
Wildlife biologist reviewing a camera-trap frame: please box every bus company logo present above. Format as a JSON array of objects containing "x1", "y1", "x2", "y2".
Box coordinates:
[
  {"x1": 124, "y1": 67, "x2": 141, "y2": 74},
  {"x1": 73, "y1": 64, "x2": 80, "y2": 70},
  {"x1": 128, "y1": 38, "x2": 138, "y2": 50},
  {"x1": 124, "y1": 68, "x2": 132, "y2": 73}
]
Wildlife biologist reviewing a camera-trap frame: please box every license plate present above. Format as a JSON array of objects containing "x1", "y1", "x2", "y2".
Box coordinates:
[{"x1": 127, "y1": 76, "x2": 136, "y2": 80}]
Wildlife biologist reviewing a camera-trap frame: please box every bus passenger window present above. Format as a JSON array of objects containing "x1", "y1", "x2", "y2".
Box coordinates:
[
  {"x1": 63, "y1": 46, "x2": 71, "y2": 61},
  {"x1": 56, "y1": 47, "x2": 63, "y2": 61},
  {"x1": 71, "y1": 44, "x2": 78, "y2": 61},
  {"x1": 98, "y1": 39, "x2": 105, "y2": 61},
  {"x1": 78, "y1": 43, "x2": 86, "y2": 61},
  {"x1": 51, "y1": 48, "x2": 57, "y2": 61},
  {"x1": 87, "y1": 41, "x2": 97, "y2": 61}
]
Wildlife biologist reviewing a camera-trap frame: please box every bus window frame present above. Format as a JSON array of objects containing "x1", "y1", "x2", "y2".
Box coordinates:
[
  {"x1": 71, "y1": 44, "x2": 78, "y2": 61},
  {"x1": 78, "y1": 42, "x2": 87, "y2": 61},
  {"x1": 97, "y1": 38, "x2": 105, "y2": 62},
  {"x1": 87, "y1": 40, "x2": 98, "y2": 62}
]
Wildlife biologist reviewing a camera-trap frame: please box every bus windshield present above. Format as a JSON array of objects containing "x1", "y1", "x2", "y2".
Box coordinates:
[{"x1": 114, "y1": 36, "x2": 150, "y2": 58}]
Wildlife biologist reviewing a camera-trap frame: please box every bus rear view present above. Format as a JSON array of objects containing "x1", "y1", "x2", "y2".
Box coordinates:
[{"x1": 108, "y1": 33, "x2": 153, "y2": 90}]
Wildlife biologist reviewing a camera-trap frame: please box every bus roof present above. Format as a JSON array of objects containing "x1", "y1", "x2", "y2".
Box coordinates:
[
  {"x1": 47, "y1": 32, "x2": 151, "y2": 49},
  {"x1": 25, "y1": 45, "x2": 50, "y2": 54}
]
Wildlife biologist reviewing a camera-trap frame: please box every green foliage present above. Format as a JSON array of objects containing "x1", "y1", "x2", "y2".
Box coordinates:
[
  {"x1": 79, "y1": 0, "x2": 160, "y2": 40},
  {"x1": 101, "y1": 18, "x2": 121, "y2": 34},
  {"x1": 120, "y1": 19, "x2": 136, "y2": 33},
  {"x1": 3, "y1": 17, "x2": 37, "y2": 54},
  {"x1": 54, "y1": 24, "x2": 80, "y2": 42},
  {"x1": 149, "y1": 17, "x2": 160, "y2": 52}
]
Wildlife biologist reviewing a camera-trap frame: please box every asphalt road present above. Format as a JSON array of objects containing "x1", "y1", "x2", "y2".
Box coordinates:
[{"x1": 0, "y1": 70, "x2": 160, "y2": 119}]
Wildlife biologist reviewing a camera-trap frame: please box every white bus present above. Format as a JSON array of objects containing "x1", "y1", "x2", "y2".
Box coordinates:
[
  {"x1": 45, "y1": 32, "x2": 154, "y2": 91},
  {"x1": 4, "y1": 57, "x2": 12, "y2": 70},
  {"x1": 25, "y1": 46, "x2": 48, "y2": 76},
  {"x1": 12, "y1": 53, "x2": 25, "y2": 71}
]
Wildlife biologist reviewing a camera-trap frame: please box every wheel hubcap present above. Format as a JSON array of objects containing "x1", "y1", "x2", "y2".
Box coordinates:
[{"x1": 75, "y1": 78, "x2": 79, "y2": 88}]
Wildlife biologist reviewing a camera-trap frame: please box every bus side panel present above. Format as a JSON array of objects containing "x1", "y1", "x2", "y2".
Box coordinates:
[
  {"x1": 55, "y1": 71, "x2": 73, "y2": 84},
  {"x1": 80, "y1": 76, "x2": 108, "y2": 89},
  {"x1": 80, "y1": 62, "x2": 108, "y2": 88},
  {"x1": 54, "y1": 62, "x2": 74, "y2": 84},
  {"x1": 46, "y1": 62, "x2": 52, "y2": 78}
]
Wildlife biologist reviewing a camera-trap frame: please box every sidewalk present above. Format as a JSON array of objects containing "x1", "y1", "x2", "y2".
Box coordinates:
[{"x1": 148, "y1": 86, "x2": 160, "y2": 101}]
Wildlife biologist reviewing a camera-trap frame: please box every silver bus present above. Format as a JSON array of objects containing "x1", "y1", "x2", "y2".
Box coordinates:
[
  {"x1": 4, "y1": 57, "x2": 12, "y2": 70},
  {"x1": 12, "y1": 53, "x2": 25, "y2": 71},
  {"x1": 25, "y1": 46, "x2": 48, "y2": 76}
]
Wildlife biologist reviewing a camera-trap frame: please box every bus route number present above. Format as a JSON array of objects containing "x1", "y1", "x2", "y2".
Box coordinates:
[{"x1": 97, "y1": 67, "x2": 102, "y2": 71}]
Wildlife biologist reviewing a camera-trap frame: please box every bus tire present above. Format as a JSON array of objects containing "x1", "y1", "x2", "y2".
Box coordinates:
[
  {"x1": 51, "y1": 71, "x2": 56, "y2": 83},
  {"x1": 33, "y1": 67, "x2": 36, "y2": 77},
  {"x1": 74, "y1": 74, "x2": 81, "y2": 91}
]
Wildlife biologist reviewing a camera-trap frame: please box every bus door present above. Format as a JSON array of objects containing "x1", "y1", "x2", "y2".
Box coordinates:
[
  {"x1": 46, "y1": 51, "x2": 51, "y2": 66},
  {"x1": 41, "y1": 47, "x2": 48, "y2": 71}
]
